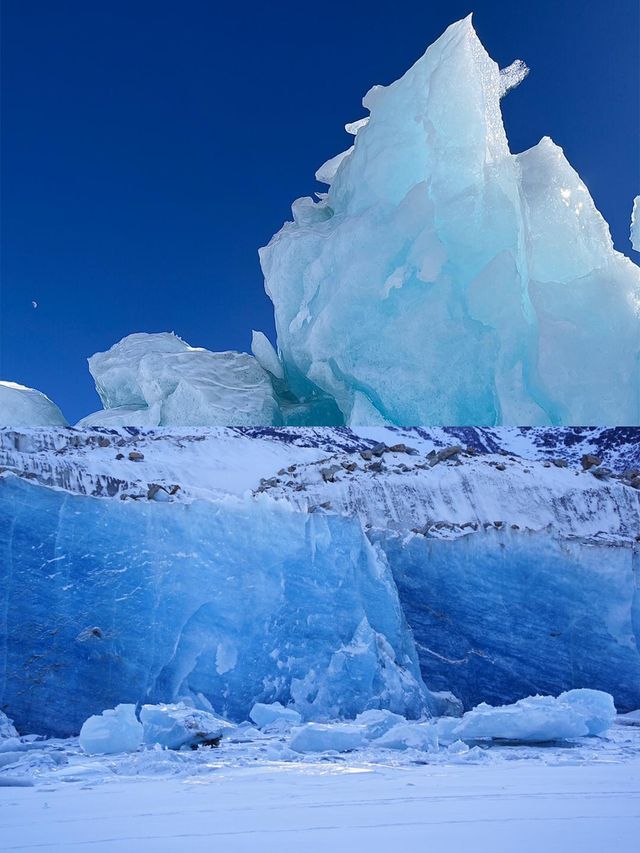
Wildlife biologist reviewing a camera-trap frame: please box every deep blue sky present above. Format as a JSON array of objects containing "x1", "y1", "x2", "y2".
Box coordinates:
[{"x1": 1, "y1": 0, "x2": 638, "y2": 422}]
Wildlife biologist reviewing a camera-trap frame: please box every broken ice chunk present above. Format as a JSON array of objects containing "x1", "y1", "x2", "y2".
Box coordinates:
[{"x1": 79, "y1": 704, "x2": 143, "y2": 755}]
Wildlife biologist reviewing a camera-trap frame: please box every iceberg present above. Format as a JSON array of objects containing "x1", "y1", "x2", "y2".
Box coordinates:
[
  {"x1": 260, "y1": 16, "x2": 640, "y2": 426},
  {"x1": 0, "y1": 381, "x2": 67, "y2": 427},
  {"x1": 78, "y1": 333, "x2": 281, "y2": 427},
  {"x1": 36, "y1": 18, "x2": 636, "y2": 429},
  {"x1": 79, "y1": 704, "x2": 143, "y2": 755},
  {"x1": 0, "y1": 474, "x2": 429, "y2": 736},
  {"x1": 632, "y1": 196, "x2": 640, "y2": 252}
]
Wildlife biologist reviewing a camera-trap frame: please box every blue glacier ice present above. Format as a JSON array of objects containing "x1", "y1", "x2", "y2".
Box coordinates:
[
  {"x1": 139, "y1": 703, "x2": 234, "y2": 749},
  {"x1": 632, "y1": 196, "x2": 640, "y2": 252},
  {"x1": 260, "y1": 16, "x2": 640, "y2": 426},
  {"x1": 1, "y1": 426, "x2": 638, "y2": 735},
  {"x1": 0, "y1": 475, "x2": 428, "y2": 736},
  {"x1": 439, "y1": 689, "x2": 616, "y2": 743},
  {"x1": 249, "y1": 702, "x2": 302, "y2": 729},
  {"x1": 0, "y1": 382, "x2": 67, "y2": 427},
  {"x1": 77, "y1": 332, "x2": 282, "y2": 428},
  {"x1": 377, "y1": 528, "x2": 640, "y2": 711}
]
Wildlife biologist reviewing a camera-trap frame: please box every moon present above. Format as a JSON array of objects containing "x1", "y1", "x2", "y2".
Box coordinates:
[{"x1": 31, "y1": 300, "x2": 38, "y2": 309}]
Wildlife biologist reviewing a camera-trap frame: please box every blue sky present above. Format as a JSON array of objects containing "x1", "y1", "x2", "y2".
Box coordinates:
[{"x1": 1, "y1": 0, "x2": 638, "y2": 423}]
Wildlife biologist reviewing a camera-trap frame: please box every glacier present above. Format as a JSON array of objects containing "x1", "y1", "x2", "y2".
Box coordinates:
[
  {"x1": 2, "y1": 18, "x2": 638, "y2": 428},
  {"x1": 0, "y1": 472, "x2": 428, "y2": 736},
  {"x1": 1, "y1": 426, "x2": 638, "y2": 736},
  {"x1": 260, "y1": 16, "x2": 640, "y2": 426}
]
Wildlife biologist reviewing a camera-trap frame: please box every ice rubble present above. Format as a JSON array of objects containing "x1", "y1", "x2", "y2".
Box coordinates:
[
  {"x1": 250, "y1": 702, "x2": 302, "y2": 729},
  {"x1": 139, "y1": 703, "x2": 234, "y2": 749},
  {"x1": 0, "y1": 381, "x2": 67, "y2": 427},
  {"x1": 0, "y1": 474, "x2": 429, "y2": 736},
  {"x1": 441, "y1": 689, "x2": 616, "y2": 743},
  {"x1": 281, "y1": 689, "x2": 616, "y2": 754},
  {"x1": 79, "y1": 704, "x2": 143, "y2": 755},
  {"x1": 260, "y1": 15, "x2": 640, "y2": 426}
]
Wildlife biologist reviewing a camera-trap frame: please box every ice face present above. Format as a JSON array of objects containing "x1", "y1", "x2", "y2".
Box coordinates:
[
  {"x1": 260, "y1": 16, "x2": 640, "y2": 426},
  {"x1": 0, "y1": 475, "x2": 429, "y2": 735},
  {"x1": 0, "y1": 710, "x2": 18, "y2": 740},
  {"x1": 379, "y1": 528, "x2": 640, "y2": 712},
  {"x1": 79, "y1": 333, "x2": 282, "y2": 427},
  {"x1": 0, "y1": 382, "x2": 67, "y2": 427}
]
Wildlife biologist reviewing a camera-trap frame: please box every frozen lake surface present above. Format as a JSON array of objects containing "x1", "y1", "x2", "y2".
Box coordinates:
[{"x1": 2, "y1": 721, "x2": 639, "y2": 852}]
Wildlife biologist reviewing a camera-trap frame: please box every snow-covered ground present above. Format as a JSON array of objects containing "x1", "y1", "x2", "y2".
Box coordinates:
[{"x1": 2, "y1": 721, "x2": 639, "y2": 852}]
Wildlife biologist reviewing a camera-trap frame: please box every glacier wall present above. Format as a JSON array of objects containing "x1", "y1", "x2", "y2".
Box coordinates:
[
  {"x1": 0, "y1": 475, "x2": 429, "y2": 736},
  {"x1": 1, "y1": 427, "x2": 638, "y2": 733},
  {"x1": 377, "y1": 530, "x2": 640, "y2": 712}
]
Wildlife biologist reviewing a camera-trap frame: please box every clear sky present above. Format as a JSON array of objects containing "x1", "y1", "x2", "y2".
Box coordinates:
[{"x1": 1, "y1": 0, "x2": 639, "y2": 423}]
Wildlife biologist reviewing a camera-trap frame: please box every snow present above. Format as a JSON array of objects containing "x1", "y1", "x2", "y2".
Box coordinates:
[
  {"x1": 632, "y1": 195, "x2": 640, "y2": 251},
  {"x1": 1, "y1": 715, "x2": 638, "y2": 851},
  {"x1": 249, "y1": 702, "x2": 302, "y2": 729},
  {"x1": 260, "y1": 17, "x2": 640, "y2": 426},
  {"x1": 78, "y1": 332, "x2": 281, "y2": 427},
  {"x1": 79, "y1": 705, "x2": 143, "y2": 755},
  {"x1": 0, "y1": 381, "x2": 67, "y2": 427}
]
